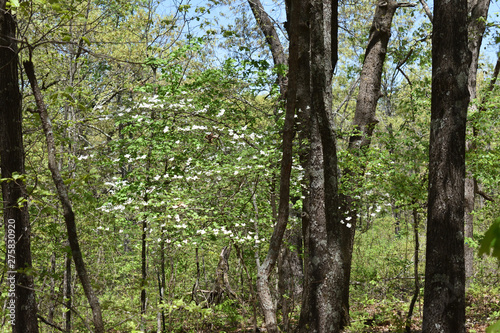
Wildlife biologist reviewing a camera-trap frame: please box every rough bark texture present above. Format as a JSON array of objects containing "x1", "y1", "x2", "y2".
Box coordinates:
[
  {"x1": 422, "y1": 0, "x2": 471, "y2": 331},
  {"x1": 464, "y1": 0, "x2": 490, "y2": 288},
  {"x1": 0, "y1": 4, "x2": 40, "y2": 332},
  {"x1": 23, "y1": 60, "x2": 105, "y2": 333},
  {"x1": 296, "y1": 1, "x2": 343, "y2": 332}
]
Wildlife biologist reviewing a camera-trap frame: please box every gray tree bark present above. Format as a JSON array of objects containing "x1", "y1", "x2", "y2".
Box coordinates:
[
  {"x1": 0, "y1": 3, "x2": 40, "y2": 332},
  {"x1": 296, "y1": 1, "x2": 343, "y2": 332},
  {"x1": 340, "y1": 0, "x2": 414, "y2": 326},
  {"x1": 422, "y1": 0, "x2": 471, "y2": 330}
]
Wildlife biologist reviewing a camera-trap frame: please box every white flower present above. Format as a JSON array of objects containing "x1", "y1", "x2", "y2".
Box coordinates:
[
  {"x1": 340, "y1": 220, "x2": 345, "y2": 224},
  {"x1": 163, "y1": 126, "x2": 169, "y2": 133},
  {"x1": 346, "y1": 223, "x2": 352, "y2": 228},
  {"x1": 217, "y1": 109, "x2": 225, "y2": 117},
  {"x1": 345, "y1": 216, "x2": 352, "y2": 221}
]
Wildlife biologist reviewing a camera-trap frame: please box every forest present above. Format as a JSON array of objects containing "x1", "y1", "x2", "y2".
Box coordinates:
[{"x1": 1, "y1": 0, "x2": 500, "y2": 332}]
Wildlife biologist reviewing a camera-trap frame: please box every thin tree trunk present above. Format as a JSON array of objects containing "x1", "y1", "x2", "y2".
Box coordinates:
[
  {"x1": 63, "y1": 244, "x2": 72, "y2": 332},
  {"x1": 141, "y1": 219, "x2": 147, "y2": 320},
  {"x1": 464, "y1": 0, "x2": 490, "y2": 288},
  {"x1": 422, "y1": 0, "x2": 470, "y2": 330},
  {"x1": 0, "y1": 4, "x2": 39, "y2": 332},
  {"x1": 247, "y1": 0, "x2": 287, "y2": 99},
  {"x1": 405, "y1": 206, "x2": 420, "y2": 332},
  {"x1": 48, "y1": 253, "x2": 56, "y2": 322},
  {"x1": 340, "y1": 1, "x2": 414, "y2": 326},
  {"x1": 23, "y1": 59, "x2": 105, "y2": 333},
  {"x1": 250, "y1": 0, "x2": 296, "y2": 329}
]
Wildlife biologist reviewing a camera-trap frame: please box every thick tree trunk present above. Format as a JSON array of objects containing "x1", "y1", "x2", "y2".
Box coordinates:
[
  {"x1": 23, "y1": 60, "x2": 105, "y2": 333},
  {"x1": 0, "y1": 5, "x2": 40, "y2": 332},
  {"x1": 422, "y1": 0, "x2": 470, "y2": 331},
  {"x1": 297, "y1": 1, "x2": 343, "y2": 332},
  {"x1": 464, "y1": 0, "x2": 490, "y2": 288}
]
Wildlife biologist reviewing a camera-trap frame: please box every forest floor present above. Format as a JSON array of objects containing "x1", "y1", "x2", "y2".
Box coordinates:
[{"x1": 344, "y1": 289, "x2": 499, "y2": 333}]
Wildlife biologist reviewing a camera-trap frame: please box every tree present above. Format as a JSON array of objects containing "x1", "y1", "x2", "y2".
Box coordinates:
[
  {"x1": 464, "y1": 0, "x2": 490, "y2": 287},
  {"x1": 340, "y1": 0, "x2": 414, "y2": 324},
  {"x1": 0, "y1": 2, "x2": 40, "y2": 332},
  {"x1": 24, "y1": 59, "x2": 105, "y2": 333},
  {"x1": 422, "y1": 0, "x2": 471, "y2": 331}
]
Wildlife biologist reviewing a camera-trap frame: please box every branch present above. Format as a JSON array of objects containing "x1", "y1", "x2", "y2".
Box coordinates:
[
  {"x1": 475, "y1": 188, "x2": 494, "y2": 202},
  {"x1": 247, "y1": 0, "x2": 287, "y2": 97},
  {"x1": 418, "y1": 0, "x2": 433, "y2": 22},
  {"x1": 36, "y1": 315, "x2": 66, "y2": 332}
]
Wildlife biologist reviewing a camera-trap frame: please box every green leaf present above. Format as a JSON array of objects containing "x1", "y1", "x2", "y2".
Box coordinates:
[
  {"x1": 487, "y1": 319, "x2": 500, "y2": 333},
  {"x1": 81, "y1": 36, "x2": 91, "y2": 46},
  {"x1": 7, "y1": 0, "x2": 20, "y2": 8},
  {"x1": 478, "y1": 217, "x2": 500, "y2": 260}
]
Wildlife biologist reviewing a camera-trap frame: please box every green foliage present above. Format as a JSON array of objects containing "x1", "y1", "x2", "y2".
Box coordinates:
[{"x1": 479, "y1": 217, "x2": 500, "y2": 261}]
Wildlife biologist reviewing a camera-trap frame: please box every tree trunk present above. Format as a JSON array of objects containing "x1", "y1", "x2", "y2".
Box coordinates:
[
  {"x1": 63, "y1": 244, "x2": 72, "y2": 332},
  {"x1": 339, "y1": 0, "x2": 414, "y2": 326},
  {"x1": 247, "y1": 0, "x2": 287, "y2": 98},
  {"x1": 0, "y1": 4, "x2": 40, "y2": 332},
  {"x1": 248, "y1": 0, "x2": 297, "y2": 330},
  {"x1": 141, "y1": 219, "x2": 147, "y2": 319},
  {"x1": 296, "y1": 1, "x2": 344, "y2": 332},
  {"x1": 422, "y1": 0, "x2": 470, "y2": 330},
  {"x1": 23, "y1": 60, "x2": 105, "y2": 333},
  {"x1": 464, "y1": 0, "x2": 490, "y2": 288}
]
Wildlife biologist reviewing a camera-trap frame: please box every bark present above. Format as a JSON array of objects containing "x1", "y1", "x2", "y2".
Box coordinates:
[
  {"x1": 464, "y1": 0, "x2": 490, "y2": 288},
  {"x1": 23, "y1": 60, "x2": 105, "y2": 333},
  {"x1": 340, "y1": 0, "x2": 414, "y2": 326},
  {"x1": 0, "y1": 5, "x2": 40, "y2": 332},
  {"x1": 277, "y1": 226, "x2": 303, "y2": 331},
  {"x1": 247, "y1": 0, "x2": 287, "y2": 98},
  {"x1": 250, "y1": 0, "x2": 298, "y2": 329},
  {"x1": 208, "y1": 246, "x2": 236, "y2": 305},
  {"x1": 63, "y1": 246, "x2": 72, "y2": 332},
  {"x1": 405, "y1": 206, "x2": 420, "y2": 332},
  {"x1": 141, "y1": 219, "x2": 147, "y2": 317},
  {"x1": 422, "y1": 0, "x2": 470, "y2": 330},
  {"x1": 296, "y1": 1, "x2": 343, "y2": 332}
]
